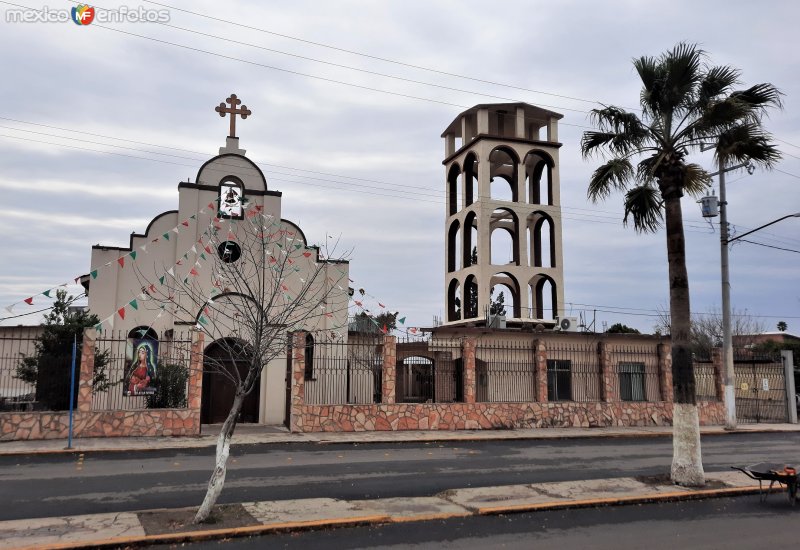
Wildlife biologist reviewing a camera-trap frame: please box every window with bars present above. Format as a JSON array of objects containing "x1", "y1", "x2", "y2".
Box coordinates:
[
  {"x1": 619, "y1": 362, "x2": 646, "y2": 401},
  {"x1": 547, "y1": 359, "x2": 571, "y2": 401}
]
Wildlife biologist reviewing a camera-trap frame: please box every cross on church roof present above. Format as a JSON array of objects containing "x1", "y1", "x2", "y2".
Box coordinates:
[{"x1": 215, "y1": 94, "x2": 252, "y2": 138}]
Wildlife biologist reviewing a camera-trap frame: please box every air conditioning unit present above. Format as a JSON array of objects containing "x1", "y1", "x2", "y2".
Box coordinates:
[{"x1": 554, "y1": 316, "x2": 580, "y2": 332}]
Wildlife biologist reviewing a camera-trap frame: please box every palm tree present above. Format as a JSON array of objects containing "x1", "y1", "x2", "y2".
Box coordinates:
[
  {"x1": 581, "y1": 43, "x2": 781, "y2": 486},
  {"x1": 777, "y1": 321, "x2": 787, "y2": 332}
]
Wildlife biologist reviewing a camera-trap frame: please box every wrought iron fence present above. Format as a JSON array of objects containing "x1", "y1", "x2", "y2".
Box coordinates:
[
  {"x1": 92, "y1": 330, "x2": 192, "y2": 411},
  {"x1": 546, "y1": 339, "x2": 601, "y2": 402},
  {"x1": 734, "y1": 351, "x2": 787, "y2": 423},
  {"x1": 609, "y1": 345, "x2": 661, "y2": 402},
  {"x1": 304, "y1": 335, "x2": 383, "y2": 405},
  {"x1": 396, "y1": 338, "x2": 463, "y2": 403},
  {"x1": 0, "y1": 327, "x2": 76, "y2": 412},
  {"x1": 475, "y1": 340, "x2": 537, "y2": 402}
]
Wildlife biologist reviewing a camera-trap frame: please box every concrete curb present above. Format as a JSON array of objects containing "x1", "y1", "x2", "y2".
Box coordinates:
[
  {"x1": 2, "y1": 426, "x2": 798, "y2": 457},
  {"x1": 10, "y1": 484, "x2": 783, "y2": 549}
]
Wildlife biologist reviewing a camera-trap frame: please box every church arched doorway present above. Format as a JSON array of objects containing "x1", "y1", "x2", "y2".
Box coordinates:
[{"x1": 201, "y1": 338, "x2": 261, "y2": 424}]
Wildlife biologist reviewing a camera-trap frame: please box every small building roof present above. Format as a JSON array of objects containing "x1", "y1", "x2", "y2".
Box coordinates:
[{"x1": 441, "y1": 102, "x2": 563, "y2": 138}]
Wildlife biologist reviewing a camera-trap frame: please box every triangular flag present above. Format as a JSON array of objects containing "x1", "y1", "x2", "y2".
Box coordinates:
[
  {"x1": 208, "y1": 202, "x2": 215, "y2": 210},
  {"x1": 24, "y1": 297, "x2": 33, "y2": 305},
  {"x1": 190, "y1": 214, "x2": 196, "y2": 220},
  {"x1": 381, "y1": 324, "x2": 388, "y2": 334},
  {"x1": 303, "y1": 252, "x2": 312, "y2": 258},
  {"x1": 294, "y1": 244, "x2": 302, "y2": 250},
  {"x1": 378, "y1": 302, "x2": 385, "y2": 308},
  {"x1": 409, "y1": 328, "x2": 418, "y2": 334},
  {"x1": 148, "y1": 284, "x2": 156, "y2": 293},
  {"x1": 190, "y1": 268, "x2": 199, "y2": 276},
  {"x1": 182, "y1": 220, "x2": 189, "y2": 227},
  {"x1": 140, "y1": 244, "x2": 147, "y2": 252},
  {"x1": 117, "y1": 307, "x2": 126, "y2": 320},
  {"x1": 43, "y1": 289, "x2": 51, "y2": 298},
  {"x1": 128, "y1": 299, "x2": 138, "y2": 310},
  {"x1": 167, "y1": 267, "x2": 174, "y2": 276},
  {"x1": 172, "y1": 227, "x2": 180, "y2": 234},
  {"x1": 130, "y1": 251, "x2": 137, "y2": 260},
  {"x1": 5, "y1": 305, "x2": 14, "y2": 313},
  {"x1": 398, "y1": 317, "x2": 406, "y2": 325},
  {"x1": 190, "y1": 245, "x2": 197, "y2": 253},
  {"x1": 94, "y1": 322, "x2": 103, "y2": 331},
  {"x1": 198, "y1": 315, "x2": 208, "y2": 325},
  {"x1": 117, "y1": 257, "x2": 125, "y2": 268},
  {"x1": 200, "y1": 252, "x2": 207, "y2": 261},
  {"x1": 159, "y1": 276, "x2": 165, "y2": 285},
  {"x1": 183, "y1": 277, "x2": 189, "y2": 284},
  {"x1": 162, "y1": 233, "x2": 170, "y2": 241},
  {"x1": 91, "y1": 270, "x2": 98, "y2": 279}
]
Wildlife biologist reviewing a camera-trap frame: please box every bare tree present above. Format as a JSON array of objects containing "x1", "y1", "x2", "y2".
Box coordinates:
[
  {"x1": 134, "y1": 206, "x2": 350, "y2": 523},
  {"x1": 653, "y1": 305, "x2": 766, "y2": 358}
]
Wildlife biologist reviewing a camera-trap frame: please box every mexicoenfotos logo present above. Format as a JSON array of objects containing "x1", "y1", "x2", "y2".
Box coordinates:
[
  {"x1": 71, "y1": 4, "x2": 95, "y2": 25},
  {"x1": 4, "y1": 5, "x2": 170, "y2": 24}
]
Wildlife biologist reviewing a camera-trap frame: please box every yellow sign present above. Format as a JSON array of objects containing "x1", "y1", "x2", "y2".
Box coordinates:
[{"x1": 740, "y1": 382, "x2": 749, "y2": 391}]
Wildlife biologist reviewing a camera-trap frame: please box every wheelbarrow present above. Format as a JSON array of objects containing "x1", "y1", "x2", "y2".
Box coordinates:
[{"x1": 731, "y1": 462, "x2": 798, "y2": 504}]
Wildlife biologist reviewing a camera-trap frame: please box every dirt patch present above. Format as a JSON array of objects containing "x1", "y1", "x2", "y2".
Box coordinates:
[
  {"x1": 635, "y1": 474, "x2": 728, "y2": 490},
  {"x1": 138, "y1": 504, "x2": 258, "y2": 535}
]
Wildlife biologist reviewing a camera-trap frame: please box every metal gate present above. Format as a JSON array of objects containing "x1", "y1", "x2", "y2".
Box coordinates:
[{"x1": 734, "y1": 353, "x2": 788, "y2": 424}]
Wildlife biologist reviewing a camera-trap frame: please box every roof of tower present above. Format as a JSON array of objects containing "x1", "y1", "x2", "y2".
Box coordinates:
[{"x1": 440, "y1": 102, "x2": 563, "y2": 138}]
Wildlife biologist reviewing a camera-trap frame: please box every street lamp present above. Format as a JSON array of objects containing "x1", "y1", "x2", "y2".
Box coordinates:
[{"x1": 700, "y1": 147, "x2": 799, "y2": 430}]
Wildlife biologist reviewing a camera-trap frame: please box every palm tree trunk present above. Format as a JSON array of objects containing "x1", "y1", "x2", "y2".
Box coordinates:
[
  {"x1": 193, "y1": 390, "x2": 244, "y2": 523},
  {"x1": 663, "y1": 194, "x2": 705, "y2": 487}
]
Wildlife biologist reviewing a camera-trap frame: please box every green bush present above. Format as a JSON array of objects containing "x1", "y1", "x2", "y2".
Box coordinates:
[{"x1": 145, "y1": 362, "x2": 188, "y2": 409}]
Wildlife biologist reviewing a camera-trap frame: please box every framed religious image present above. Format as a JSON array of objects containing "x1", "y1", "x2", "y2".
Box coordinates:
[
  {"x1": 219, "y1": 178, "x2": 244, "y2": 218},
  {"x1": 124, "y1": 338, "x2": 158, "y2": 396}
]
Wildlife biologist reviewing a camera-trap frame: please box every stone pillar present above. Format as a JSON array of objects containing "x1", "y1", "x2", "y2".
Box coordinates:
[
  {"x1": 382, "y1": 335, "x2": 396, "y2": 404},
  {"x1": 599, "y1": 341, "x2": 617, "y2": 402},
  {"x1": 77, "y1": 328, "x2": 96, "y2": 413},
  {"x1": 290, "y1": 331, "x2": 307, "y2": 432},
  {"x1": 187, "y1": 330, "x2": 204, "y2": 413},
  {"x1": 782, "y1": 350, "x2": 797, "y2": 424},
  {"x1": 711, "y1": 347, "x2": 725, "y2": 401},
  {"x1": 534, "y1": 339, "x2": 548, "y2": 402},
  {"x1": 463, "y1": 338, "x2": 476, "y2": 404},
  {"x1": 658, "y1": 342, "x2": 673, "y2": 402}
]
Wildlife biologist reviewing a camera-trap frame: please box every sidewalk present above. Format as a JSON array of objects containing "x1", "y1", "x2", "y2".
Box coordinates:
[
  {"x1": 1, "y1": 423, "x2": 799, "y2": 456},
  {"x1": 0, "y1": 470, "x2": 787, "y2": 550}
]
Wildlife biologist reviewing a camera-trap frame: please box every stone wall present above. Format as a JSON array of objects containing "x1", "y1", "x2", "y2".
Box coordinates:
[
  {"x1": 290, "y1": 332, "x2": 726, "y2": 433},
  {"x1": 0, "y1": 329, "x2": 204, "y2": 441}
]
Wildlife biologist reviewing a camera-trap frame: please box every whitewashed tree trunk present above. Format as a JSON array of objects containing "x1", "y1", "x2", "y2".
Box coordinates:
[
  {"x1": 194, "y1": 391, "x2": 244, "y2": 523},
  {"x1": 671, "y1": 403, "x2": 705, "y2": 486}
]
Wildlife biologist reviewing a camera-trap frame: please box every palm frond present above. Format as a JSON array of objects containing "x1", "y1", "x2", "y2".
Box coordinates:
[
  {"x1": 698, "y1": 65, "x2": 740, "y2": 105},
  {"x1": 587, "y1": 158, "x2": 635, "y2": 202},
  {"x1": 681, "y1": 163, "x2": 712, "y2": 197},
  {"x1": 583, "y1": 108, "x2": 649, "y2": 157},
  {"x1": 623, "y1": 185, "x2": 663, "y2": 233},
  {"x1": 716, "y1": 123, "x2": 782, "y2": 168},
  {"x1": 633, "y1": 55, "x2": 661, "y2": 115},
  {"x1": 730, "y1": 83, "x2": 784, "y2": 112}
]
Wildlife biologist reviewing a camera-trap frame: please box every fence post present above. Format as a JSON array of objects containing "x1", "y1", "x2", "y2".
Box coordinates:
[
  {"x1": 599, "y1": 341, "x2": 616, "y2": 402},
  {"x1": 463, "y1": 338, "x2": 476, "y2": 404},
  {"x1": 187, "y1": 330, "x2": 204, "y2": 427},
  {"x1": 782, "y1": 350, "x2": 797, "y2": 424},
  {"x1": 534, "y1": 339, "x2": 548, "y2": 403},
  {"x1": 658, "y1": 341, "x2": 673, "y2": 402},
  {"x1": 290, "y1": 331, "x2": 307, "y2": 432},
  {"x1": 711, "y1": 347, "x2": 725, "y2": 401},
  {"x1": 77, "y1": 328, "x2": 97, "y2": 414},
  {"x1": 382, "y1": 335, "x2": 396, "y2": 404}
]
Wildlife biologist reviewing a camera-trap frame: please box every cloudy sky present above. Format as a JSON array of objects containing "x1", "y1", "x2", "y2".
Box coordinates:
[{"x1": 0, "y1": 0, "x2": 798, "y2": 334}]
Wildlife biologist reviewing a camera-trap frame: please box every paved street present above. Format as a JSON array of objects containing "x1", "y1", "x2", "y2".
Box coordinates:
[
  {"x1": 174, "y1": 495, "x2": 800, "y2": 549},
  {"x1": 1, "y1": 432, "x2": 797, "y2": 521}
]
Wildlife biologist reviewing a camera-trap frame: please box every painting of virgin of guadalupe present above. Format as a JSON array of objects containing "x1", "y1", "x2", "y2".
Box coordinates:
[{"x1": 124, "y1": 339, "x2": 158, "y2": 396}]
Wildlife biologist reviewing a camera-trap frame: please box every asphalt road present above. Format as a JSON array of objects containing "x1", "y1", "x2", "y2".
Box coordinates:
[
  {"x1": 175, "y1": 496, "x2": 800, "y2": 549},
  {"x1": 0, "y1": 432, "x2": 797, "y2": 521}
]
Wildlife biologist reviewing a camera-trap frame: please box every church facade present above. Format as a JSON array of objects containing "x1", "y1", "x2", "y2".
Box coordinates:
[{"x1": 84, "y1": 95, "x2": 350, "y2": 426}]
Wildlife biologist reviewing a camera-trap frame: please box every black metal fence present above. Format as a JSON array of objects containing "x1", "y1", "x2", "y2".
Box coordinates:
[
  {"x1": 396, "y1": 338, "x2": 463, "y2": 403},
  {"x1": 609, "y1": 345, "x2": 661, "y2": 402},
  {"x1": 547, "y1": 339, "x2": 602, "y2": 402},
  {"x1": 0, "y1": 327, "x2": 76, "y2": 412},
  {"x1": 475, "y1": 340, "x2": 537, "y2": 402},
  {"x1": 304, "y1": 336, "x2": 383, "y2": 405},
  {"x1": 734, "y1": 351, "x2": 787, "y2": 423},
  {"x1": 92, "y1": 330, "x2": 193, "y2": 411}
]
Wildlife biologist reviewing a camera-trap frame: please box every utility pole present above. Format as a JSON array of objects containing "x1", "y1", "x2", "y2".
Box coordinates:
[{"x1": 717, "y1": 160, "x2": 736, "y2": 430}]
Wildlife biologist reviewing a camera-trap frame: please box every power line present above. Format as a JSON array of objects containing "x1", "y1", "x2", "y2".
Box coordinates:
[
  {"x1": 737, "y1": 239, "x2": 800, "y2": 254},
  {"x1": 139, "y1": 0, "x2": 614, "y2": 109},
  {"x1": 564, "y1": 301, "x2": 800, "y2": 320}
]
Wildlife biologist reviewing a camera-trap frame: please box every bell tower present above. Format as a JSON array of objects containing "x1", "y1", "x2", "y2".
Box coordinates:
[{"x1": 441, "y1": 103, "x2": 566, "y2": 326}]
